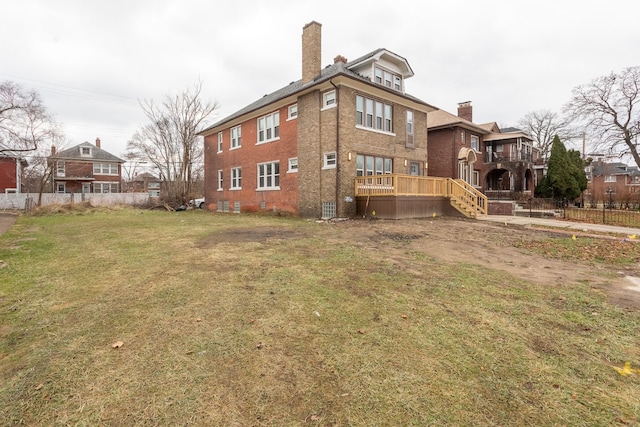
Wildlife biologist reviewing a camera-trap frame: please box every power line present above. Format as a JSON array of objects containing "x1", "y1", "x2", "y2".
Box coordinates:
[{"x1": 0, "y1": 73, "x2": 140, "y2": 108}]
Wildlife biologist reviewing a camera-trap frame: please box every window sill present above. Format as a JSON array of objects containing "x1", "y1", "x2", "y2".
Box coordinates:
[
  {"x1": 257, "y1": 187, "x2": 281, "y2": 191},
  {"x1": 256, "y1": 137, "x2": 280, "y2": 145},
  {"x1": 355, "y1": 125, "x2": 395, "y2": 136}
]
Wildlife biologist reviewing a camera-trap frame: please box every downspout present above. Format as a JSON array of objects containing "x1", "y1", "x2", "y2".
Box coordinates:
[{"x1": 330, "y1": 79, "x2": 340, "y2": 217}]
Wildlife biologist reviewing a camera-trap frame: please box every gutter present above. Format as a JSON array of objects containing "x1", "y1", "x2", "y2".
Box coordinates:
[{"x1": 330, "y1": 79, "x2": 340, "y2": 217}]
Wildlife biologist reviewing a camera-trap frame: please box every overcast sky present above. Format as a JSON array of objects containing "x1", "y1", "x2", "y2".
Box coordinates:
[{"x1": 2, "y1": 0, "x2": 638, "y2": 157}]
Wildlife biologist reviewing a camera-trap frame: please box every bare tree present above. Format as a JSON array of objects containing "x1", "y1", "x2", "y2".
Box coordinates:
[
  {"x1": 564, "y1": 66, "x2": 640, "y2": 167},
  {"x1": 517, "y1": 110, "x2": 578, "y2": 162},
  {"x1": 0, "y1": 81, "x2": 61, "y2": 154},
  {"x1": 128, "y1": 81, "x2": 217, "y2": 205},
  {"x1": 22, "y1": 136, "x2": 67, "y2": 205}
]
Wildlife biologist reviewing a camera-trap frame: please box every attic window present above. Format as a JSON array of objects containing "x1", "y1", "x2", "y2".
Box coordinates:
[
  {"x1": 80, "y1": 146, "x2": 91, "y2": 156},
  {"x1": 374, "y1": 66, "x2": 402, "y2": 91}
]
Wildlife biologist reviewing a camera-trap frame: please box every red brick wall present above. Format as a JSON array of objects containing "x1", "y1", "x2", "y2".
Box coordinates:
[
  {"x1": 0, "y1": 158, "x2": 18, "y2": 191},
  {"x1": 203, "y1": 104, "x2": 299, "y2": 213},
  {"x1": 428, "y1": 128, "x2": 461, "y2": 178}
]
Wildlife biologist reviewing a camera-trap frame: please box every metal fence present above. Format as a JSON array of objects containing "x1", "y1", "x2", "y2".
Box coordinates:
[{"x1": 518, "y1": 198, "x2": 640, "y2": 228}]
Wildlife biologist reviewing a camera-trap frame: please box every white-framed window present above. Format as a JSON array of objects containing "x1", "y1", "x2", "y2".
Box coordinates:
[
  {"x1": 217, "y1": 132, "x2": 223, "y2": 152},
  {"x1": 257, "y1": 112, "x2": 280, "y2": 143},
  {"x1": 471, "y1": 135, "x2": 480, "y2": 151},
  {"x1": 604, "y1": 175, "x2": 616, "y2": 183},
  {"x1": 230, "y1": 167, "x2": 242, "y2": 189},
  {"x1": 356, "y1": 154, "x2": 393, "y2": 176},
  {"x1": 56, "y1": 161, "x2": 65, "y2": 177},
  {"x1": 93, "y1": 163, "x2": 118, "y2": 175},
  {"x1": 257, "y1": 161, "x2": 280, "y2": 190},
  {"x1": 217, "y1": 169, "x2": 223, "y2": 190},
  {"x1": 231, "y1": 126, "x2": 241, "y2": 149},
  {"x1": 374, "y1": 66, "x2": 402, "y2": 91},
  {"x1": 288, "y1": 157, "x2": 298, "y2": 172},
  {"x1": 80, "y1": 146, "x2": 92, "y2": 156},
  {"x1": 323, "y1": 152, "x2": 337, "y2": 169},
  {"x1": 56, "y1": 183, "x2": 66, "y2": 193},
  {"x1": 406, "y1": 110, "x2": 414, "y2": 148},
  {"x1": 356, "y1": 95, "x2": 393, "y2": 132},
  {"x1": 472, "y1": 171, "x2": 480, "y2": 186},
  {"x1": 323, "y1": 90, "x2": 336, "y2": 109},
  {"x1": 288, "y1": 104, "x2": 298, "y2": 120},
  {"x1": 93, "y1": 182, "x2": 118, "y2": 193}
]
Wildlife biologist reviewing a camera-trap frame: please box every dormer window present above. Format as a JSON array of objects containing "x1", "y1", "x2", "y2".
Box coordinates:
[
  {"x1": 80, "y1": 146, "x2": 92, "y2": 157},
  {"x1": 374, "y1": 66, "x2": 402, "y2": 91}
]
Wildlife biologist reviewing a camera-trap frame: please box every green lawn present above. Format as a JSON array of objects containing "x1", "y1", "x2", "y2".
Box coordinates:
[{"x1": 1, "y1": 207, "x2": 639, "y2": 426}]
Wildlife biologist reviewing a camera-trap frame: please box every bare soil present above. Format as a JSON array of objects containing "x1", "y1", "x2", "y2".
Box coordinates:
[
  {"x1": 0, "y1": 213, "x2": 17, "y2": 236},
  {"x1": 207, "y1": 217, "x2": 640, "y2": 311}
]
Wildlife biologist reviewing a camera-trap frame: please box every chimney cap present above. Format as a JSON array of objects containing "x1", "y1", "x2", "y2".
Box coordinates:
[{"x1": 458, "y1": 101, "x2": 472, "y2": 107}]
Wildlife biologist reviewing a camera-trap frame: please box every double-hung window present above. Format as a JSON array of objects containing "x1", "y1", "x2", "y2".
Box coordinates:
[
  {"x1": 356, "y1": 154, "x2": 393, "y2": 176},
  {"x1": 356, "y1": 95, "x2": 393, "y2": 132},
  {"x1": 323, "y1": 90, "x2": 336, "y2": 109},
  {"x1": 323, "y1": 152, "x2": 336, "y2": 169},
  {"x1": 374, "y1": 66, "x2": 402, "y2": 91},
  {"x1": 258, "y1": 112, "x2": 280, "y2": 143},
  {"x1": 257, "y1": 161, "x2": 280, "y2": 190},
  {"x1": 217, "y1": 169, "x2": 223, "y2": 190},
  {"x1": 288, "y1": 104, "x2": 298, "y2": 120},
  {"x1": 231, "y1": 126, "x2": 241, "y2": 149},
  {"x1": 471, "y1": 135, "x2": 479, "y2": 151},
  {"x1": 230, "y1": 167, "x2": 242, "y2": 189},
  {"x1": 217, "y1": 132, "x2": 223, "y2": 152}
]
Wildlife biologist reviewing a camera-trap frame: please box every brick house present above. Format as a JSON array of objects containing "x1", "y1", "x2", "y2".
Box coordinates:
[
  {"x1": 199, "y1": 21, "x2": 439, "y2": 218},
  {"x1": 0, "y1": 143, "x2": 27, "y2": 193},
  {"x1": 585, "y1": 159, "x2": 640, "y2": 207},
  {"x1": 49, "y1": 138, "x2": 124, "y2": 194},
  {"x1": 125, "y1": 172, "x2": 161, "y2": 197},
  {"x1": 427, "y1": 102, "x2": 540, "y2": 199}
]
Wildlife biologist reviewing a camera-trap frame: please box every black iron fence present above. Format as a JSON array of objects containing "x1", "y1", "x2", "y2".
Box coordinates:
[{"x1": 521, "y1": 198, "x2": 640, "y2": 228}]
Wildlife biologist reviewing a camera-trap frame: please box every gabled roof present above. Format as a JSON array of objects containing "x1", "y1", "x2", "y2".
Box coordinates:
[
  {"x1": 51, "y1": 141, "x2": 124, "y2": 163},
  {"x1": 129, "y1": 172, "x2": 160, "y2": 182},
  {"x1": 591, "y1": 161, "x2": 640, "y2": 177},
  {"x1": 199, "y1": 48, "x2": 435, "y2": 135},
  {"x1": 347, "y1": 48, "x2": 414, "y2": 78}
]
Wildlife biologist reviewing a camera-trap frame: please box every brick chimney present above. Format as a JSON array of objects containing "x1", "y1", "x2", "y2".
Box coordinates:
[
  {"x1": 51, "y1": 145, "x2": 56, "y2": 155},
  {"x1": 334, "y1": 55, "x2": 347, "y2": 64},
  {"x1": 302, "y1": 21, "x2": 322, "y2": 84},
  {"x1": 457, "y1": 101, "x2": 473, "y2": 122},
  {"x1": 95, "y1": 137, "x2": 101, "y2": 148}
]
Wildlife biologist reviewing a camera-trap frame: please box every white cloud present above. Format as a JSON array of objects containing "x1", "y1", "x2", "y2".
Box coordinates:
[{"x1": 1, "y1": 0, "x2": 638, "y2": 156}]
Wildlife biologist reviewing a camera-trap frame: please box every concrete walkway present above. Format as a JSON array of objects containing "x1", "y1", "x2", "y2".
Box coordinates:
[{"x1": 479, "y1": 214, "x2": 640, "y2": 236}]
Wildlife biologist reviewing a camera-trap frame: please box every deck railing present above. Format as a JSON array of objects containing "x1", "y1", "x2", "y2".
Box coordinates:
[{"x1": 354, "y1": 174, "x2": 487, "y2": 217}]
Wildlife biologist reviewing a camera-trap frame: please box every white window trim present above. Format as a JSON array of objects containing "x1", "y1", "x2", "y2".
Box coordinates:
[
  {"x1": 323, "y1": 152, "x2": 337, "y2": 169},
  {"x1": 230, "y1": 167, "x2": 242, "y2": 190},
  {"x1": 93, "y1": 163, "x2": 119, "y2": 176},
  {"x1": 257, "y1": 111, "x2": 280, "y2": 144},
  {"x1": 217, "y1": 132, "x2": 223, "y2": 153},
  {"x1": 471, "y1": 135, "x2": 480, "y2": 152},
  {"x1": 288, "y1": 157, "x2": 298, "y2": 173},
  {"x1": 287, "y1": 104, "x2": 298, "y2": 121},
  {"x1": 355, "y1": 125, "x2": 396, "y2": 137},
  {"x1": 230, "y1": 126, "x2": 241, "y2": 150},
  {"x1": 257, "y1": 161, "x2": 280, "y2": 191},
  {"x1": 217, "y1": 169, "x2": 223, "y2": 191},
  {"x1": 604, "y1": 175, "x2": 616, "y2": 183},
  {"x1": 322, "y1": 90, "x2": 337, "y2": 110}
]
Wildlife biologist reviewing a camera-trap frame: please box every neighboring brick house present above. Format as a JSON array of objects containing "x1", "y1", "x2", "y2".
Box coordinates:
[
  {"x1": 125, "y1": 172, "x2": 161, "y2": 197},
  {"x1": 199, "y1": 21, "x2": 437, "y2": 218},
  {"x1": 0, "y1": 143, "x2": 27, "y2": 193},
  {"x1": 49, "y1": 138, "x2": 124, "y2": 194},
  {"x1": 585, "y1": 159, "x2": 640, "y2": 207},
  {"x1": 427, "y1": 102, "x2": 540, "y2": 199}
]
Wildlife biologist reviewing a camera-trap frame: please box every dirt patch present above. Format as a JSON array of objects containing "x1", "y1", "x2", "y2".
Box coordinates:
[
  {"x1": 207, "y1": 216, "x2": 639, "y2": 311},
  {"x1": 197, "y1": 226, "x2": 306, "y2": 247},
  {"x1": 0, "y1": 213, "x2": 18, "y2": 236}
]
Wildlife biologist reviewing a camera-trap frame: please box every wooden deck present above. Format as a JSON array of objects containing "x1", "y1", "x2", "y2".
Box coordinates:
[{"x1": 354, "y1": 174, "x2": 487, "y2": 219}]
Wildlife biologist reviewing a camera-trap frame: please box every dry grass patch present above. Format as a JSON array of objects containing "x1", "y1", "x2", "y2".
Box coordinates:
[{"x1": 0, "y1": 209, "x2": 639, "y2": 426}]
